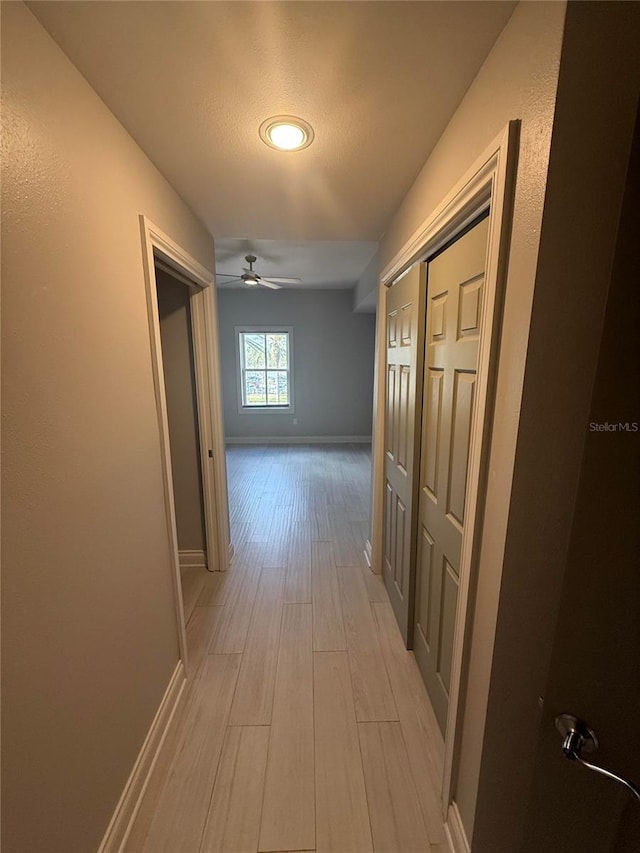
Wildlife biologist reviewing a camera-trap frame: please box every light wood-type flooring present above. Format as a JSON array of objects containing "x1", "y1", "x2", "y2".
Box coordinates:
[{"x1": 126, "y1": 444, "x2": 447, "y2": 853}]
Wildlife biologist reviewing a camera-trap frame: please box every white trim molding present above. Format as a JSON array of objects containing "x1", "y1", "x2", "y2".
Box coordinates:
[
  {"x1": 139, "y1": 215, "x2": 232, "y2": 664},
  {"x1": 98, "y1": 662, "x2": 186, "y2": 853},
  {"x1": 370, "y1": 121, "x2": 519, "y2": 826},
  {"x1": 445, "y1": 802, "x2": 471, "y2": 853},
  {"x1": 178, "y1": 549, "x2": 207, "y2": 569},
  {"x1": 225, "y1": 435, "x2": 372, "y2": 445}
]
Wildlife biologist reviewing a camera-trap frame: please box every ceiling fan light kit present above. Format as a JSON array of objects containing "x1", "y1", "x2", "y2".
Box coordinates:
[
  {"x1": 216, "y1": 254, "x2": 303, "y2": 290},
  {"x1": 259, "y1": 115, "x2": 314, "y2": 151}
]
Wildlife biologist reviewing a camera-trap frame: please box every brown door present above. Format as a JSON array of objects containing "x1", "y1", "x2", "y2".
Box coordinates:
[
  {"x1": 382, "y1": 264, "x2": 426, "y2": 644},
  {"x1": 413, "y1": 217, "x2": 489, "y2": 734},
  {"x1": 522, "y1": 102, "x2": 640, "y2": 853}
]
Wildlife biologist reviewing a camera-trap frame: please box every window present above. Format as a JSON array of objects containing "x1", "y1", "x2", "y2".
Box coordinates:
[{"x1": 236, "y1": 327, "x2": 293, "y2": 412}]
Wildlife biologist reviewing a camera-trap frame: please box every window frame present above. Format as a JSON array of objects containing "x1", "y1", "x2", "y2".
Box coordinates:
[{"x1": 235, "y1": 325, "x2": 294, "y2": 414}]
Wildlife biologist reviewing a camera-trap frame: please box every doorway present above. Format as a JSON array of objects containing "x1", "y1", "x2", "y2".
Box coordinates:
[
  {"x1": 155, "y1": 263, "x2": 210, "y2": 622},
  {"x1": 140, "y1": 216, "x2": 231, "y2": 670}
]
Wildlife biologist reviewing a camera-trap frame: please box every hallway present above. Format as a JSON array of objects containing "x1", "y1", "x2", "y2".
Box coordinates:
[{"x1": 126, "y1": 445, "x2": 448, "y2": 853}]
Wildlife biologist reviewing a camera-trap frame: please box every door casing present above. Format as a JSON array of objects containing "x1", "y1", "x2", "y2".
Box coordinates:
[
  {"x1": 370, "y1": 122, "x2": 519, "y2": 839},
  {"x1": 140, "y1": 216, "x2": 231, "y2": 674}
]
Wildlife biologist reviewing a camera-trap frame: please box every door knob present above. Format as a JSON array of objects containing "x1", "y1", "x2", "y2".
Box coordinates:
[{"x1": 555, "y1": 714, "x2": 640, "y2": 802}]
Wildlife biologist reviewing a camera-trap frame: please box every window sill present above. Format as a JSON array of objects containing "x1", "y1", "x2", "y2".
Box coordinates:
[{"x1": 238, "y1": 405, "x2": 294, "y2": 415}]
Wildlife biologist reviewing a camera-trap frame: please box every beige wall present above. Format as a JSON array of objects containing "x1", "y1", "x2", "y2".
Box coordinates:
[
  {"x1": 379, "y1": 0, "x2": 567, "y2": 843},
  {"x1": 1, "y1": 4, "x2": 213, "y2": 852},
  {"x1": 156, "y1": 270, "x2": 206, "y2": 553}
]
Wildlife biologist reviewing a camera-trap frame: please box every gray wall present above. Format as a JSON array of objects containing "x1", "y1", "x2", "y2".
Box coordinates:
[
  {"x1": 157, "y1": 270, "x2": 206, "y2": 552},
  {"x1": 217, "y1": 289, "x2": 376, "y2": 439},
  {"x1": 1, "y1": 4, "x2": 213, "y2": 852}
]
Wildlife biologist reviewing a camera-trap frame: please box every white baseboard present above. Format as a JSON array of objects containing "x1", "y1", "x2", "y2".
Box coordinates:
[
  {"x1": 364, "y1": 539, "x2": 373, "y2": 569},
  {"x1": 225, "y1": 435, "x2": 372, "y2": 445},
  {"x1": 98, "y1": 661, "x2": 186, "y2": 853},
  {"x1": 445, "y1": 802, "x2": 471, "y2": 853},
  {"x1": 178, "y1": 549, "x2": 207, "y2": 569}
]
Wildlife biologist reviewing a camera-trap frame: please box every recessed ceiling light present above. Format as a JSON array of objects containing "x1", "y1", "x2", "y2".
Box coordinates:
[{"x1": 259, "y1": 115, "x2": 314, "y2": 151}]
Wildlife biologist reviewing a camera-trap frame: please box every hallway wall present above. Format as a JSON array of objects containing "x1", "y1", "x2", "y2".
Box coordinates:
[
  {"x1": 1, "y1": 4, "x2": 214, "y2": 852},
  {"x1": 217, "y1": 289, "x2": 376, "y2": 440},
  {"x1": 379, "y1": 0, "x2": 567, "y2": 845},
  {"x1": 379, "y1": 2, "x2": 640, "y2": 851}
]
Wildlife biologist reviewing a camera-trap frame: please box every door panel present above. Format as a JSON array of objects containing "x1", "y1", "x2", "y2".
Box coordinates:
[
  {"x1": 382, "y1": 264, "x2": 426, "y2": 644},
  {"x1": 386, "y1": 366, "x2": 396, "y2": 456},
  {"x1": 448, "y1": 371, "x2": 475, "y2": 525},
  {"x1": 423, "y1": 369, "x2": 443, "y2": 497},
  {"x1": 416, "y1": 527, "x2": 434, "y2": 647},
  {"x1": 438, "y1": 559, "x2": 459, "y2": 692},
  {"x1": 397, "y1": 365, "x2": 411, "y2": 471},
  {"x1": 393, "y1": 495, "x2": 406, "y2": 592},
  {"x1": 413, "y1": 217, "x2": 489, "y2": 734},
  {"x1": 522, "y1": 96, "x2": 640, "y2": 853}
]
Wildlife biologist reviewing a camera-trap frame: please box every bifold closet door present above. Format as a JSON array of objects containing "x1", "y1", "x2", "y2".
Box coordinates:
[
  {"x1": 413, "y1": 216, "x2": 489, "y2": 734},
  {"x1": 382, "y1": 264, "x2": 426, "y2": 645}
]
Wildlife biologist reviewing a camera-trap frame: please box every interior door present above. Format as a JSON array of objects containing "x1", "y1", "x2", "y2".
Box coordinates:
[
  {"x1": 413, "y1": 216, "x2": 489, "y2": 734},
  {"x1": 522, "y1": 101, "x2": 640, "y2": 853},
  {"x1": 382, "y1": 264, "x2": 426, "y2": 644}
]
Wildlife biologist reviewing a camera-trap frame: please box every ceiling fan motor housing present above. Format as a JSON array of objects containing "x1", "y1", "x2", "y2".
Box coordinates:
[{"x1": 243, "y1": 255, "x2": 260, "y2": 284}]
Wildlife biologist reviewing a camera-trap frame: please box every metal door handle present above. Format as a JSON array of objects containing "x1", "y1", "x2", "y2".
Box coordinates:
[{"x1": 555, "y1": 714, "x2": 640, "y2": 802}]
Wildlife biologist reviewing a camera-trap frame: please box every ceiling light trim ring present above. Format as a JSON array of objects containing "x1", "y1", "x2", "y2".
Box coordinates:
[{"x1": 259, "y1": 115, "x2": 315, "y2": 151}]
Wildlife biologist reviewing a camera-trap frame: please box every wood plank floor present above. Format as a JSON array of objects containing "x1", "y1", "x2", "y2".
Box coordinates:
[{"x1": 126, "y1": 444, "x2": 446, "y2": 853}]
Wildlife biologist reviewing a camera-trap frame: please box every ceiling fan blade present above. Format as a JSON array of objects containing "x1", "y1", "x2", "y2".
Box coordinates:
[
  {"x1": 259, "y1": 280, "x2": 282, "y2": 290},
  {"x1": 216, "y1": 272, "x2": 241, "y2": 278},
  {"x1": 217, "y1": 277, "x2": 243, "y2": 286},
  {"x1": 261, "y1": 276, "x2": 302, "y2": 285}
]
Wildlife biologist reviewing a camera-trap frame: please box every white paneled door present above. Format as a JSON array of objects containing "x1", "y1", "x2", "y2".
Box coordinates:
[
  {"x1": 412, "y1": 216, "x2": 489, "y2": 734},
  {"x1": 382, "y1": 264, "x2": 426, "y2": 644}
]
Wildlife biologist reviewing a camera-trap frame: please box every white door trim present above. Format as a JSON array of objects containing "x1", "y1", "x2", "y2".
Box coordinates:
[
  {"x1": 139, "y1": 216, "x2": 231, "y2": 672},
  {"x1": 370, "y1": 121, "x2": 519, "y2": 822}
]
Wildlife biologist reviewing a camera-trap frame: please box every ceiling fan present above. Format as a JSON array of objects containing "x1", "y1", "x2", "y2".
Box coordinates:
[{"x1": 216, "y1": 254, "x2": 302, "y2": 290}]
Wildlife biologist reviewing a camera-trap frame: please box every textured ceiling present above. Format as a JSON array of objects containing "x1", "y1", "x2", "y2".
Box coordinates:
[{"x1": 28, "y1": 0, "x2": 515, "y2": 287}]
